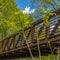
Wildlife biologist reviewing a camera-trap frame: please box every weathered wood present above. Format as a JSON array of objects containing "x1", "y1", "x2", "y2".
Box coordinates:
[
  {"x1": 14, "y1": 34, "x2": 21, "y2": 48},
  {"x1": 50, "y1": 20, "x2": 60, "y2": 36},
  {"x1": 38, "y1": 25, "x2": 44, "y2": 36},
  {"x1": 30, "y1": 27, "x2": 36, "y2": 43}
]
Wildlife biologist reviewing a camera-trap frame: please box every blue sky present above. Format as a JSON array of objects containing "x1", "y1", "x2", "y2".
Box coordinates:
[
  {"x1": 15, "y1": 0, "x2": 35, "y2": 14},
  {"x1": 15, "y1": 0, "x2": 60, "y2": 11},
  {"x1": 15, "y1": 0, "x2": 60, "y2": 17},
  {"x1": 15, "y1": 0, "x2": 56, "y2": 13},
  {"x1": 15, "y1": 0, "x2": 60, "y2": 21},
  {"x1": 16, "y1": 0, "x2": 31, "y2": 10}
]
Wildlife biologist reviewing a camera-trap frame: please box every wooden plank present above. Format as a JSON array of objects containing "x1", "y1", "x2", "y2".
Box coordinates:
[
  {"x1": 50, "y1": 20, "x2": 60, "y2": 36},
  {"x1": 0, "y1": 34, "x2": 60, "y2": 55}
]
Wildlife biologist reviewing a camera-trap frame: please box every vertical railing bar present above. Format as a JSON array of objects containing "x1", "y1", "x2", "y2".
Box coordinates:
[
  {"x1": 30, "y1": 26, "x2": 35, "y2": 43},
  {"x1": 14, "y1": 35, "x2": 21, "y2": 48},
  {"x1": 26, "y1": 29, "x2": 31, "y2": 39},
  {"x1": 7, "y1": 35, "x2": 16, "y2": 50},
  {"x1": 50, "y1": 20, "x2": 60, "y2": 36},
  {"x1": 2, "y1": 39, "x2": 8, "y2": 51},
  {"x1": 38, "y1": 25, "x2": 44, "y2": 37}
]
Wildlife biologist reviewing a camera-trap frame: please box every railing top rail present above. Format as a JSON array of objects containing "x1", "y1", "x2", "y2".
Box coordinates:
[{"x1": 32, "y1": 9, "x2": 60, "y2": 26}]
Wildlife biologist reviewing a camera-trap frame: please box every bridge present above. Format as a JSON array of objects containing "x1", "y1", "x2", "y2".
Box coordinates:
[{"x1": 0, "y1": 9, "x2": 60, "y2": 59}]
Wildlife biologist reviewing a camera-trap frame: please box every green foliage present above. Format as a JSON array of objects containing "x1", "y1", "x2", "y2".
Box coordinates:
[
  {"x1": 38, "y1": 6, "x2": 51, "y2": 27},
  {"x1": 40, "y1": 0, "x2": 54, "y2": 4},
  {"x1": 57, "y1": 0, "x2": 60, "y2": 6},
  {"x1": 30, "y1": 0, "x2": 55, "y2": 4},
  {"x1": 30, "y1": 0, "x2": 34, "y2": 2},
  {"x1": 30, "y1": 0, "x2": 58, "y2": 27},
  {"x1": 0, "y1": 0, "x2": 33, "y2": 40},
  {"x1": 0, "y1": 0, "x2": 17, "y2": 39},
  {"x1": 15, "y1": 10, "x2": 33, "y2": 29}
]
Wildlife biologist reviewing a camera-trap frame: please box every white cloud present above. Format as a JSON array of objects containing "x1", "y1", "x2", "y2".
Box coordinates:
[{"x1": 23, "y1": 6, "x2": 35, "y2": 14}]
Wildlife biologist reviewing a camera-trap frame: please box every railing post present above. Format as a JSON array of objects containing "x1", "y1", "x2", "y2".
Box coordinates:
[
  {"x1": 7, "y1": 35, "x2": 16, "y2": 50},
  {"x1": 50, "y1": 20, "x2": 60, "y2": 36},
  {"x1": 0, "y1": 41, "x2": 3, "y2": 52},
  {"x1": 14, "y1": 34, "x2": 21, "y2": 48},
  {"x1": 20, "y1": 31, "x2": 26, "y2": 46},
  {"x1": 45, "y1": 26, "x2": 50, "y2": 40},
  {"x1": 13, "y1": 35, "x2": 16, "y2": 48},
  {"x1": 2, "y1": 39, "x2": 8, "y2": 51},
  {"x1": 30, "y1": 27, "x2": 36, "y2": 43}
]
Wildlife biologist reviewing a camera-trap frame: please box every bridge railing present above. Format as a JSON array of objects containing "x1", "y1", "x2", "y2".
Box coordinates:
[{"x1": 0, "y1": 9, "x2": 60, "y2": 53}]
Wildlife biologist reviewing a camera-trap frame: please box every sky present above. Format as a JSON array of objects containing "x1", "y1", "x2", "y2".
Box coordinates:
[
  {"x1": 15, "y1": 0, "x2": 60, "y2": 20},
  {"x1": 15, "y1": 0, "x2": 57, "y2": 14},
  {"x1": 16, "y1": 0, "x2": 35, "y2": 14},
  {"x1": 16, "y1": 0, "x2": 31, "y2": 10}
]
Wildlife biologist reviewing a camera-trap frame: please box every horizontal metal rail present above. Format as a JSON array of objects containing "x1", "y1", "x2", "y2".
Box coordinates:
[{"x1": 0, "y1": 9, "x2": 60, "y2": 58}]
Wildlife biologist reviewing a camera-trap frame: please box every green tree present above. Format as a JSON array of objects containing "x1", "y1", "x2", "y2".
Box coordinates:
[
  {"x1": 30, "y1": 0, "x2": 58, "y2": 27},
  {"x1": 0, "y1": 0, "x2": 17, "y2": 39},
  {"x1": 0, "y1": 0, "x2": 33, "y2": 40}
]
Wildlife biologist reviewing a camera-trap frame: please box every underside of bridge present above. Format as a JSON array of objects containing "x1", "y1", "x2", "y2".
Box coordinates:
[
  {"x1": 0, "y1": 9, "x2": 60, "y2": 60},
  {"x1": 0, "y1": 34, "x2": 60, "y2": 59}
]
